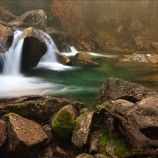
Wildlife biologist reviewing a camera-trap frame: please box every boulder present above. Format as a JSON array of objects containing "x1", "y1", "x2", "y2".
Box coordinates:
[
  {"x1": 0, "y1": 96, "x2": 85, "y2": 121},
  {"x1": 96, "y1": 77, "x2": 156, "y2": 104},
  {"x1": 51, "y1": 105, "x2": 78, "y2": 138},
  {"x1": 56, "y1": 50, "x2": 72, "y2": 65},
  {"x1": 128, "y1": 95, "x2": 158, "y2": 132},
  {"x1": 0, "y1": 119, "x2": 7, "y2": 148},
  {"x1": 72, "y1": 111, "x2": 95, "y2": 148},
  {"x1": 2, "y1": 113, "x2": 48, "y2": 151},
  {"x1": 8, "y1": 10, "x2": 47, "y2": 30},
  {"x1": 75, "y1": 52, "x2": 99, "y2": 65},
  {"x1": 0, "y1": 10, "x2": 17, "y2": 23},
  {"x1": 75, "y1": 153, "x2": 95, "y2": 158}
]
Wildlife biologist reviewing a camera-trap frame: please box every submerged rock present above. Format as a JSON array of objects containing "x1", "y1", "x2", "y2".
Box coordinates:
[
  {"x1": 2, "y1": 113, "x2": 48, "y2": 151},
  {"x1": 96, "y1": 77, "x2": 156, "y2": 104},
  {"x1": 72, "y1": 111, "x2": 95, "y2": 149},
  {"x1": 8, "y1": 10, "x2": 47, "y2": 30},
  {"x1": 0, "y1": 120, "x2": 7, "y2": 149},
  {"x1": 51, "y1": 105, "x2": 78, "y2": 138}
]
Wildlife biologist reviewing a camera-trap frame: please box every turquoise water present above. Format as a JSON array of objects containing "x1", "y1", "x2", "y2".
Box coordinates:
[{"x1": 26, "y1": 55, "x2": 158, "y2": 105}]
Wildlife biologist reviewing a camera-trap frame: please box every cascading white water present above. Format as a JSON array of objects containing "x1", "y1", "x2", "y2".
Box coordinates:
[
  {"x1": 1, "y1": 30, "x2": 25, "y2": 75},
  {"x1": 37, "y1": 30, "x2": 73, "y2": 71},
  {"x1": 62, "y1": 46, "x2": 78, "y2": 57}
]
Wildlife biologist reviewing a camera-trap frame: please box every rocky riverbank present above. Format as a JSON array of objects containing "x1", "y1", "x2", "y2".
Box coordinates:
[{"x1": 0, "y1": 77, "x2": 158, "y2": 158}]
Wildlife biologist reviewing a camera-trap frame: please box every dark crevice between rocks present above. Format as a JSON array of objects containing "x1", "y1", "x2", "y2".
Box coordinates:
[
  {"x1": 117, "y1": 96, "x2": 139, "y2": 103},
  {"x1": 141, "y1": 127, "x2": 158, "y2": 140},
  {"x1": 21, "y1": 37, "x2": 47, "y2": 72}
]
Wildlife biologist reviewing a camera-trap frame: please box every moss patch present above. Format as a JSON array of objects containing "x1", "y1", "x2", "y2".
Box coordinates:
[
  {"x1": 51, "y1": 109, "x2": 75, "y2": 138},
  {"x1": 10, "y1": 101, "x2": 34, "y2": 117}
]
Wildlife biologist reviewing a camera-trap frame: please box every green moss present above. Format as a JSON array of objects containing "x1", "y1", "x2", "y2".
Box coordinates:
[
  {"x1": 99, "y1": 129, "x2": 109, "y2": 152},
  {"x1": 10, "y1": 102, "x2": 33, "y2": 117},
  {"x1": 51, "y1": 109, "x2": 75, "y2": 138},
  {"x1": 96, "y1": 105, "x2": 105, "y2": 111},
  {"x1": 112, "y1": 136, "x2": 129, "y2": 156},
  {"x1": 79, "y1": 108, "x2": 88, "y2": 114}
]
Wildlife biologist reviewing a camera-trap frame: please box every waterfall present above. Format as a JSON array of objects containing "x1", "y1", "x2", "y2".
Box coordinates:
[
  {"x1": 37, "y1": 30, "x2": 73, "y2": 71},
  {"x1": 62, "y1": 46, "x2": 78, "y2": 57},
  {"x1": 0, "y1": 30, "x2": 25, "y2": 75}
]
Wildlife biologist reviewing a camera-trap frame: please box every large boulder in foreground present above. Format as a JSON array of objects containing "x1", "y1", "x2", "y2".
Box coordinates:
[
  {"x1": 96, "y1": 77, "x2": 156, "y2": 104},
  {"x1": 2, "y1": 113, "x2": 48, "y2": 151},
  {"x1": 72, "y1": 112, "x2": 95, "y2": 149},
  {"x1": 51, "y1": 105, "x2": 78, "y2": 138},
  {"x1": 0, "y1": 120, "x2": 7, "y2": 148},
  {"x1": 8, "y1": 10, "x2": 47, "y2": 30}
]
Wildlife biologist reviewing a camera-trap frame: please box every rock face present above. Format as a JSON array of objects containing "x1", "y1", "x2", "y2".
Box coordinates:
[
  {"x1": 75, "y1": 52, "x2": 98, "y2": 65},
  {"x1": 8, "y1": 10, "x2": 47, "y2": 30},
  {"x1": 2, "y1": 113, "x2": 48, "y2": 151},
  {"x1": 128, "y1": 95, "x2": 158, "y2": 131},
  {"x1": 96, "y1": 77, "x2": 155, "y2": 104},
  {"x1": 0, "y1": 120, "x2": 7, "y2": 148},
  {"x1": 51, "y1": 105, "x2": 78, "y2": 138},
  {"x1": 72, "y1": 112, "x2": 95, "y2": 148},
  {"x1": 0, "y1": 10, "x2": 17, "y2": 23},
  {"x1": 0, "y1": 24, "x2": 14, "y2": 52}
]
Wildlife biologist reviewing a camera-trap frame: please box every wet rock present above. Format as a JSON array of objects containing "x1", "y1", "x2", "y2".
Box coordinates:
[
  {"x1": 2, "y1": 113, "x2": 48, "y2": 151},
  {"x1": 0, "y1": 119, "x2": 7, "y2": 148},
  {"x1": 8, "y1": 10, "x2": 47, "y2": 30},
  {"x1": 96, "y1": 77, "x2": 156, "y2": 104},
  {"x1": 72, "y1": 111, "x2": 95, "y2": 149},
  {"x1": 56, "y1": 50, "x2": 72, "y2": 65},
  {"x1": 0, "y1": 96, "x2": 85, "y2": 121},
  {"x1": 89, "y1": 138, "x2": 99, "y2": 154},
  {"x1": 38, "y1": 146, "x2": 53, "y2": 158},
  {"x1": 0, "y1": 10, "x2": 17, "y2": 23},
  {"x1": 75, "y1": 52, "x2": 99, "y2": 65},
  {"x1": 54, "y1": 146, "x2": 69, "y2": 158},
  {"x1": 75, "y1": 153, "x2": 95, "y2": 158},
  {"x1": 51, "y1": 105, "x2": 78, "y2": 138}
]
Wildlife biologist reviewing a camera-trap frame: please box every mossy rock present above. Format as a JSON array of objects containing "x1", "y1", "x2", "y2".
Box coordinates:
[{"x1": 51, "y1": 105, "x2": 78, "y2": 138}]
